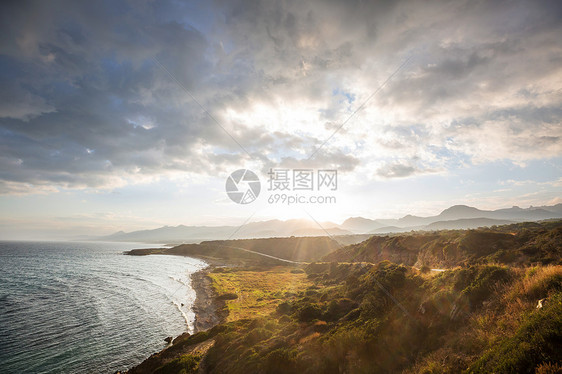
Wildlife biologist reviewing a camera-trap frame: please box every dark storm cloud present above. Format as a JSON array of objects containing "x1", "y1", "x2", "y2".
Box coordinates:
[{"x1": 0, "y1": 0, "x2": 249, "y2": 191}]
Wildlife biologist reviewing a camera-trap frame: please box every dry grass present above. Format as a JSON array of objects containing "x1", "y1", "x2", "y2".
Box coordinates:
[
  {"x1": 408, "y1": 266, "x2": 562, "y2": 373},
  {"x1": 504, "y1": 265, "x2": 562, "y2": 302},
  {"x1": 520, "y1": 266, "x2": 562, "y2": 299},
  {"x1": 209, "y1": 266, "x2": 312, "y2": 321},
  {"x1": 535, "y1": 362, "x2": 562, "y2": 374}
]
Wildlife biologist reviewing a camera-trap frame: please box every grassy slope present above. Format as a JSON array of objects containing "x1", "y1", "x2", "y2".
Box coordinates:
[
  {"x1": 151, "y1": 263, "x2": 562, "y2": 373},
  {"x1": 128, "y1": 221, "x2": 562, "y2": 374},
  {"x1": 208, "y1": 267, "x2": 312, "y2": 322},
  {"x1": 202, "y1": 236, "x2": 345, "y2": 262}
]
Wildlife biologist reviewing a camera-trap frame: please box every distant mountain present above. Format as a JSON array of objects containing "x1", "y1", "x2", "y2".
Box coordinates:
[
  {"x1": 291, "y1": 228, "x2": 354, "y2": 237},
  {"x1": 540, "y1": 203, "x2": 562, "y2": 214},
  {"x1": 488, "y1": 206, "x2": 560, "y2": 221},
  {"x1": 397, "y1": 214, "x2": 432, "y2": 227},
  {"x1": 425, "y1": 218, "x2": 515, "y2": 230},
  {"x1": 98, "y1": 225, "x2": 235, "y2": 243},
  {"x1": 438, "y1": 205, "x2": 486, "y2": 220},
  {"x1": 97, "y1": 219, "x2": 344, "y2": 244},
  {"x1": 369, "y1": 226, "x2": 419, "y2": 234},
  {"x1": 94, "y1": 203, "x2": 562, "y2": 243},
  {"x1": 341, "y1": 217, "x2": 385, "y2": 233},
  {"x1": 387, "y1": 204, "x2": 562, "y2": 230}
]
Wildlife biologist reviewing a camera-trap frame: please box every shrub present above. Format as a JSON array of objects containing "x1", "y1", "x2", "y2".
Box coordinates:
[
  {"x1": 323, "y1": 298, "x2": 357, "y2": 321},
  {"x1": 461, "y1": 266, "x2": 512, "y2": 307},
  {"x1": 217, "y1": 292, "x2": 238, "y2": 300},
  {"x1": 262, "y1": 348, "x2": 300, "y2": 374},
  {"x1": 243, "y1": 328, "x2": 272, "y2": 345},
  {"x1": 276, "y1": 301, "x2": 291, "y2": 315},
  {"x1": 420, "y1": 265, "x2": 431, "y2": 274},
  {"x1": 154, "y1": 354, "x2": 200, "y2": 374},
  {"x1": 297, "y1": 303, "x2": 323, "y2": 322}
]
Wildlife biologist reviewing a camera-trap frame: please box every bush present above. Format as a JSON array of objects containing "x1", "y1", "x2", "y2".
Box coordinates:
[
  {"x1": 297, "y1": 303, "x2": 323, "y2": 322},
  {"x1": 323, "y1": 298, "x2": 357, "y2": 321},
  {"x1": 262, "y1": 348, "x2": 300, "y2": 374},
  {"x1": 154, "y1": 354, "x2": 200, "y2": 374},
  {"x1": 217, "y1": 292, "x2": 238, "y2": 300},
  {"x1": 243, "y1": 328, "x2": 272, "y2": 345},
  {"x1": 276, "y1": 301, "x2": 291, "y2": 315},
  {"x1": 420, "y1": 265, "x2": 431, "y2": 273},
  {"x1": 461, "y1": 266, "x2": 512, "y2": 307}
]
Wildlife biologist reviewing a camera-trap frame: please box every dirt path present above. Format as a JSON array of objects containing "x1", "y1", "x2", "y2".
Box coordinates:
[{"x1": 216, "y1": 245, "x2": 306, "y2": 265}]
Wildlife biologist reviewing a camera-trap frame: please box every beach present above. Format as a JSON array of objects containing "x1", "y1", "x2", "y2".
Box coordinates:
[{"x1": 123, "y1": 260, "x2": 228, "y2": 374}]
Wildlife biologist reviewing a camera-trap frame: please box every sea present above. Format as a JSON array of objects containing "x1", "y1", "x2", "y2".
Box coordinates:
[{"x1": 0, "y1": 241, "x2": 207, "y2": 374}]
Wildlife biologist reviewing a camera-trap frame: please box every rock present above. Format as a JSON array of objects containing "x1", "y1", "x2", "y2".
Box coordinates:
[
  {"x1": 536, "y1": 298, "x2": 548, "y2": 309},
  {"x1": 164, "y1": 336, "x2": 173, "y2": 343},
  {"x1": 172, "y1": 332, "x2": 191, "y2": 345}
]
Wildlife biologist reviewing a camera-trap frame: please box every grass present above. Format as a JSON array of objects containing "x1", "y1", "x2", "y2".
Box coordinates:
[
  {"x1": 208, "y1": 266, "x2": 312, "y2": 321},
  {"x1": 127, "y1": 222, "x2": 562, "y2": 373},
  {"x1": 409, "y1": 265, "x2": 562, "y2": 373}
]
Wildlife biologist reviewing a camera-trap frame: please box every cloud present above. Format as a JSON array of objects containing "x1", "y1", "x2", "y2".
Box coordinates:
[
  {"x1": 0, "y1": 0, "x2": 561, "y2": 194},
  {"x1": 377, "y1": 163, "x2": 417, "y2": 178},
  {"x1": 375, "y1": 160, "x2": 440, "y2": 179}
]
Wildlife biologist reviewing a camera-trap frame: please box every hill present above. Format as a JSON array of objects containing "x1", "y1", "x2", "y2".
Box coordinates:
[
  {"x1": 126, "y1": 253, "x2": 562, "y2": 373},
  {"x1": 324, "y1": 220, "x2": 562, "y2": 267},
  {"x1": 126, "y1": 235, "x2": 370, "y2": 264}
]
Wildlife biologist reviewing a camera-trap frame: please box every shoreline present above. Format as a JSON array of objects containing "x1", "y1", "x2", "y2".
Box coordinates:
[
  {"x1": 122, "y1": 257, "x2": 228, "y2": 373},
  {"x1": 190, "y1": 264, "x2": 228, "y2": 334}
]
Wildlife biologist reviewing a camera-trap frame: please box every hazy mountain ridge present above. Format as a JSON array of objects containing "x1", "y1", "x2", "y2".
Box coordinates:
[
  {"x1": 98, "y1": 219, "x2": 350, "y2": 244},
  {"x1": 96, "y1": 204, "x2": 562, "y2": 243}
]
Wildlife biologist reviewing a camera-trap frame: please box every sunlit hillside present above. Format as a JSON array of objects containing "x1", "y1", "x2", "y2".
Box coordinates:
[{"x1": 126, "y1": 221, "x2": 562, "y2": 374}]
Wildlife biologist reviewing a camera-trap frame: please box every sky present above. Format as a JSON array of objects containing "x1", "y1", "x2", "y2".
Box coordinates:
[{"x1": 0, "y1": 0, "x2": 561, "y2": 239}]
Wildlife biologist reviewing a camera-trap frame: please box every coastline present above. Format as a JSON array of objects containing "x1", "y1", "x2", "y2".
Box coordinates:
[
  {"x1": 122, "y1": 257, "x2": 228, "y2": 373},
  {"x1": 190, "y1": 266, "x2": 228, "y2": 334}
]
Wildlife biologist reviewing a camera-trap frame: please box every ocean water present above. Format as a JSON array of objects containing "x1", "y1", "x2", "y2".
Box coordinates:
[{"x1": 0, "y1": 241, "x2": 207, "y2": 374}]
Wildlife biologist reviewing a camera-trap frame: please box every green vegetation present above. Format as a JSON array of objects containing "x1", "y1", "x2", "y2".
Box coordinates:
[
  {"x1": 153, "y1": 354, "x2": 201, "y2": 374},
  {"x1": 208, "y1": 267, "x2": 312, "y2": 321},
  {"x1": 126, "y1": 235, "x2": 353, "y2": 264},
  {"x1": 126, "y1": 243, "x2": 287, "y2": 266},
  {"x1": 324, "y1": 220, "x2": 562, "y2": 267},
  {"x1": 203, "y1": 236, "x2": 361, "y2": 262},
  {"x1": 127, "y1": 221, "x2": 562, "y2": 373}
]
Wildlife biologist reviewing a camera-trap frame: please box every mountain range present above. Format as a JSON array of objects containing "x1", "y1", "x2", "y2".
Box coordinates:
[{"x1": 93, "y1": 203, "x2": 562, "y2": 244}]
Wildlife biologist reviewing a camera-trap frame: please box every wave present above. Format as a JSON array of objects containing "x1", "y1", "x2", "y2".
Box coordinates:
[{"x1": 0, "y1": 241, "x2": 205, "y2": 374}]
